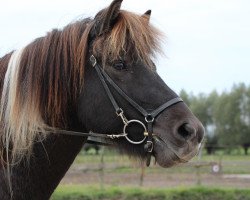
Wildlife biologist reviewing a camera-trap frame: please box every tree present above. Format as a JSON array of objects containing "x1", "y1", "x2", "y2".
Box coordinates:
[
  {"x1": 204, "y1": 91, "x2": 219, "y2": 154},
  {"x1": 205, "y1": 134, "x2": 218, "y2": 155},
  {"x1": 238, "y1": 84, "x2": 250, "y2": 155},
  {"x1": 179, "y1": 89, "x2": 191, "y2": 107},
  {"x1": 213, "y1": 83, "x2": 250, "y2": 154}
]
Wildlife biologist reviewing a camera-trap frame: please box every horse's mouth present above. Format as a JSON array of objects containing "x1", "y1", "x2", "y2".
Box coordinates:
[{"x1": 152, "y1": 135, "x2": 200, "y2": 167}]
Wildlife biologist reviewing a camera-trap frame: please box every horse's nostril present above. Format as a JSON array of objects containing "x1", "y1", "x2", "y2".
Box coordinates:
[{"x1": 177, "y1": 123, "x2": 196, "y2": 140}]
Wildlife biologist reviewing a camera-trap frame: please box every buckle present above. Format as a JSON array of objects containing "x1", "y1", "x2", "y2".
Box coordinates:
[
  {"x1": 145, "y1": 115, "x2": 154, "y2": 123},
  {"x1": 145, "y1": 141, "x2": 153, "y2": 153},
  {"x1": 90, "y1": 55, "x2": 97, "y2": 67},
  {"x1": 115, "y1": 108, "x2": 124, "y2": 116}
]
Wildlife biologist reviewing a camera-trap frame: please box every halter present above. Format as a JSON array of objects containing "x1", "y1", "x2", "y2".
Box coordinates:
[{"x1": 52, "y1": 55, "x2": 183, "y2": 166}]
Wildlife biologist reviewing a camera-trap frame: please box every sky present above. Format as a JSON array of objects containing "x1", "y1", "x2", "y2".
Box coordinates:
[{"x1": 0, "y1": 0, "x2": 249, "y2": 95}]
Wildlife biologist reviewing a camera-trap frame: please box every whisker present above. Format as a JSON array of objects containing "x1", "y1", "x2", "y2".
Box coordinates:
[{"x1": 153, "y1": 136, "x2": 189, "y2": 162}]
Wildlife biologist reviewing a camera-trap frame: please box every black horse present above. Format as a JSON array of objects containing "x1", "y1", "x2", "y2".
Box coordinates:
[{"x1": 0, "y1": 0, "x2": 204, "y2": 199}]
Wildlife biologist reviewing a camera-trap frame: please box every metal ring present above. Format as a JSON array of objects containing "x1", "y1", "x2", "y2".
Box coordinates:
[
  {"x1": 123, "y1": 120, "x2": 147, "y2": 144},
  {"x1": 90, "y1": 55, "x2": 97, "y2": 67},
  {"x1": 145, "y1": 115, "x2": 154, "y2": 123}
]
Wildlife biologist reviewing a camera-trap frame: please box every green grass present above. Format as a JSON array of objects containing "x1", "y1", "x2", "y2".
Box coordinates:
[{"x1": 51, "y1": 185, "x2": 250, "y2": 200}]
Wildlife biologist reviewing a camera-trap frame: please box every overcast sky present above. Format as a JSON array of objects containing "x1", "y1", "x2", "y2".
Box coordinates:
[{"x1": 0, "y1": 0, "x2": 249, "y2": 95}]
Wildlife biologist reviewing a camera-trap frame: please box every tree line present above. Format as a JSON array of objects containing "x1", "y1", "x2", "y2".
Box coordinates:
[{"x1": 180, "y1": 83, "x2": 250, "y2": 155}]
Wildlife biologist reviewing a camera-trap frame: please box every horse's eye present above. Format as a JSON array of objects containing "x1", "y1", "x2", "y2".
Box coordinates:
[{"x1": 113, "y1": 61, "x2": 126, "y2": 70}]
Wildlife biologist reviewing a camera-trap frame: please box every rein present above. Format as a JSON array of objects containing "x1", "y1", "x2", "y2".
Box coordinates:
[{"x1": 52, "y1": 55, "x2": 183, "y2": 166}]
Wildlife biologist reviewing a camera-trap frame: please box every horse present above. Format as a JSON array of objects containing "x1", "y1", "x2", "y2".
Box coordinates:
[{"x1": 0, "y1": 0, "x2": 204, "y2": 199}]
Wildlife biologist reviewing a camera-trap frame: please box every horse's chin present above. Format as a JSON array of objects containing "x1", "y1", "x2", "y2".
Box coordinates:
[{"x1": 153, "y1": 137, "x2": 200, "y2": 168}]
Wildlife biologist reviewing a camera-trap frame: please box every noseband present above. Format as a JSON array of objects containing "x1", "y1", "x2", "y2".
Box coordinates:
[{"x1": 53, "y1": 55, "x2": 183, "y2": 166}]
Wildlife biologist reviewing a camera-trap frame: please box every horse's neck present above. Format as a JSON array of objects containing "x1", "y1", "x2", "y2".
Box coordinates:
[
  {"x1": 0, "y1": 54, "x2": 87, "y2": 199},
  {"x1": 0, "y1": 132, "x2": 86, "y2": 199}
]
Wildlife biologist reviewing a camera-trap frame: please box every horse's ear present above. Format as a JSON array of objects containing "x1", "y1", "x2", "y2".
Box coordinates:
[
  {"x1": 91, "y1": 0, "x2": 123, "y2": 38},
  {"x1": 142, "y1": 10, "x2": 151, "y2": 23}
]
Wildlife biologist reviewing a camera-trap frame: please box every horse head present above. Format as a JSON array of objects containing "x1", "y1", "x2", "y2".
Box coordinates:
[{"x1": 78, "y1": 0, "x2": 204, "y2": 167}]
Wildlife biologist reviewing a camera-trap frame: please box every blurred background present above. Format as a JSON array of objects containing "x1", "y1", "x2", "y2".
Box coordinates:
[{"x1": 1, "y1": 0, "x2": 250, "y2": 199}]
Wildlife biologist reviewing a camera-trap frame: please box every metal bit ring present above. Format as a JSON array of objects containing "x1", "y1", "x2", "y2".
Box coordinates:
[{"x1": 123, "y1": 120, "x2": 147, "y2": 144}]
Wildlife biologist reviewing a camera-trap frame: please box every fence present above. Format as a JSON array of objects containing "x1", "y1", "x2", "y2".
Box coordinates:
[{"x1": 61, "y1": 147, "x2": 250, "y2": 189}]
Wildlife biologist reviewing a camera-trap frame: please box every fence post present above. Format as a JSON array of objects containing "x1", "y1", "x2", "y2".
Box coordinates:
[
  {"x1": 139, "y1": 166, "x2": 145, "y2": 186},
  {"x1": 99, "y1": 148, "x2": 105, "y2": 190},
  {"x1": 195, "y1": 142, "x2": 204, "y2": 186},
  {"x1": 195, "y1": 164, "x2": 202, "y2": 186}
]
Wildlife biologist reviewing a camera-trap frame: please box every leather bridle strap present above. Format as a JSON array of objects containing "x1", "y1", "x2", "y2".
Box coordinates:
[
  {"x1": 99, "y1": 67, "x2": 148, "y2": 117},
  {"x1": 90, "y1": 55, "x2": 183, "y2": 166},
  {"x1": 91, "y1": 56, "x2": 121, "y2": 114}
]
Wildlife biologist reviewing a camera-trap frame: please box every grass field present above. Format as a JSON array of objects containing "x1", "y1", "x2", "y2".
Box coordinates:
[
  {"x1": 51, "y1": 185, "x2": 250, "y2": 200},
  {"x1": 73, "y1": 149, "x2": 250, "y2": 174},
  {"x1": 59, "y1": 148, "x2": 250, "y2": 190}
]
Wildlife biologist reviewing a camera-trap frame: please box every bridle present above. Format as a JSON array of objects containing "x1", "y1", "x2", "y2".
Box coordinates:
[{"x1": 52, "y1": 55, "x2": 183, "y2": 166}]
